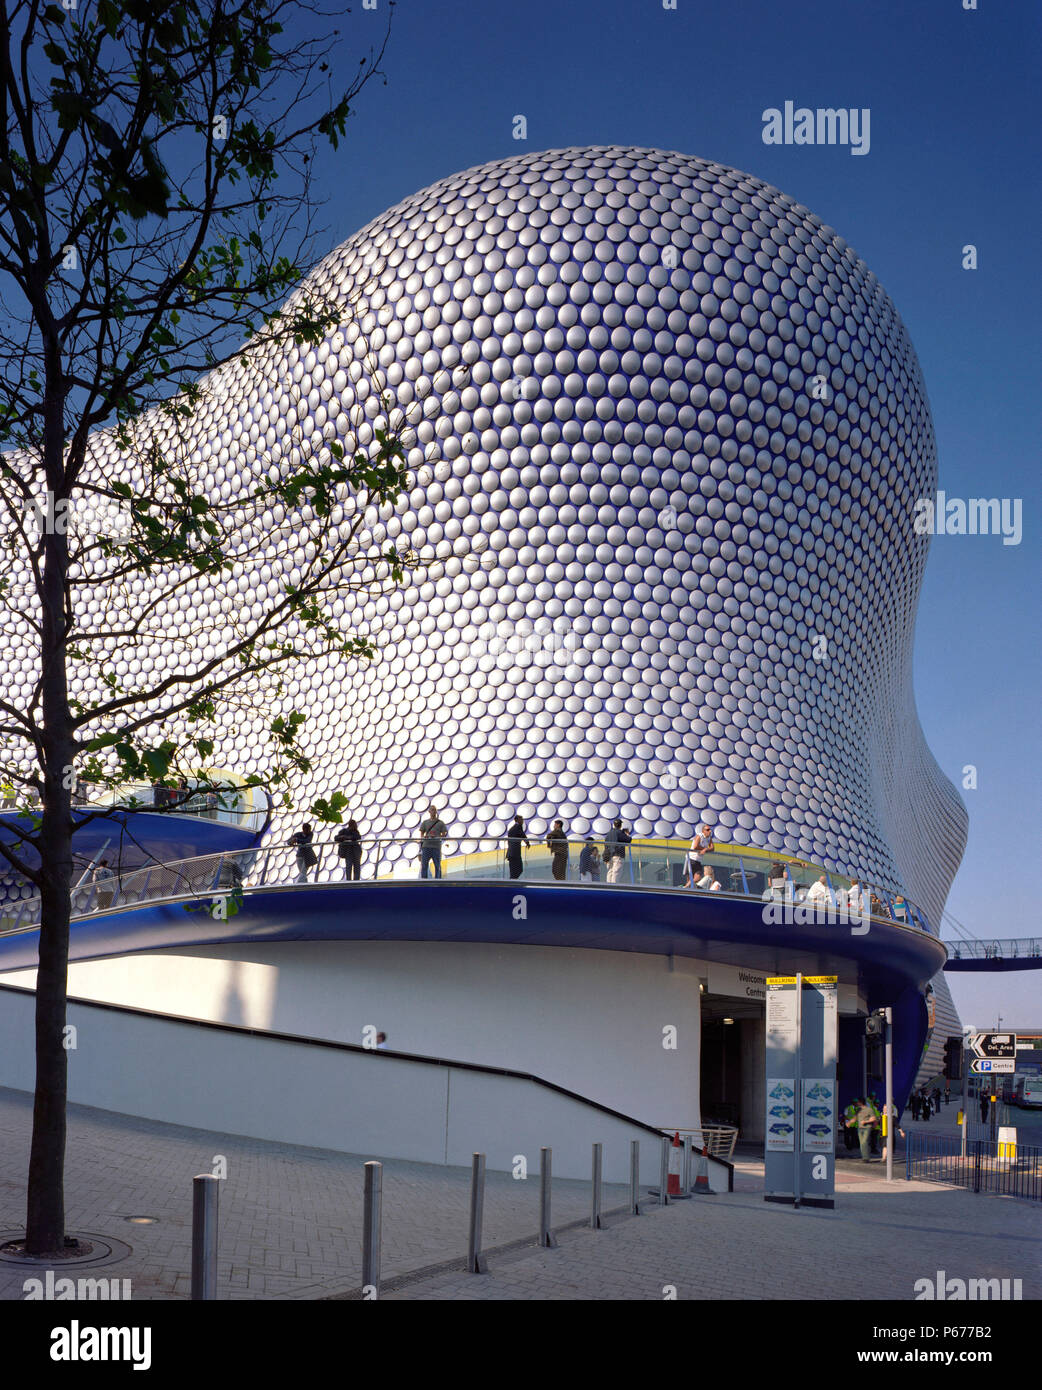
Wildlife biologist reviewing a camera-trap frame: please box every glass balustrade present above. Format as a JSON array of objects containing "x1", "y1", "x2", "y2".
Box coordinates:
[{"x1": 0, "y1": 835, "x2": 934, "y2": 938}]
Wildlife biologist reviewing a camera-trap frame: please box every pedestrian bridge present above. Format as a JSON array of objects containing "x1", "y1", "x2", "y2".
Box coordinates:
[{"x1": 943, "y1": 939, "x2": 1042, "y2": 971}]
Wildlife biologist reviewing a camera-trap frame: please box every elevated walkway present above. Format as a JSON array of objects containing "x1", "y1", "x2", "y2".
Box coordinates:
[{"x1": 944, "y1": 939, "x2": 1042, "y2": 971}]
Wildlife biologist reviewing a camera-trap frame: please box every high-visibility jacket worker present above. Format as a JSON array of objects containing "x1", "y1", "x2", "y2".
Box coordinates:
[
  {"x1": 867, "y1": 1095, "x2": 882, "y2": 1153},
  {"x1": 842, "y1": 1101, "x2": 858, "y2": 1150},
  {"x1": 855, "y1": 1101, "x2": 876, "y2": 1162}
]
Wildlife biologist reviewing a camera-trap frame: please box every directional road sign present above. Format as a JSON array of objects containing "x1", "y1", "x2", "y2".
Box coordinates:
[
  {"x1": 969, "y1": 1058, "x2": 1015, "y2": 1074},
  {"x1": 969, "y1": 1033, "x2": 1017, "y2": 1059}
]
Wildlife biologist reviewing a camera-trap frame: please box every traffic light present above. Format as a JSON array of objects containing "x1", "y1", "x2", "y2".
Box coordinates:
[
  {"x1": 865, "y1": 1013, "x2": 885, "y2": 1037},
  {"x1": 943, "y1": 1036, "x2": 962, "y2": 1081}
]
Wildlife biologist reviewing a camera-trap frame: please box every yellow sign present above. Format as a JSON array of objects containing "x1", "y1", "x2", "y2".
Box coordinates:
[{"x1": 766, "y1": 975, "x2": 838, "y2": 986}]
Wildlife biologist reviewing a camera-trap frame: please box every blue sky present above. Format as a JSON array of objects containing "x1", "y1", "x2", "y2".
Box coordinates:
[{"x1": 307, "y1": 0, "x2": 1040, "y2": 1024}]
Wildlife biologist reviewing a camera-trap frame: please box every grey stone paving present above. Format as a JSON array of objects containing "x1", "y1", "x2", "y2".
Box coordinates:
[
  {"x1": 1, "y1": 1084, "x2": 1039, "y2": 1302},
  {"x1": 384, "y1": 1166, "x2": 1042, "y2": 1301},
  {"x1": 0, "y1": 1086, "x2": 628, "y2": 1301}
]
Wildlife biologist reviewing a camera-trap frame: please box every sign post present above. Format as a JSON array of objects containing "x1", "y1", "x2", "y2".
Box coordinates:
[
  {"x1": 884, "y1": 1007, "x2": 893, "y2": 1184},
  {"x1": 765, "y1": 974, "x2": 838, "y2": 1209},
  {"x1": 960, "y1": 1027, "x2": 970, "y2": 1156}
]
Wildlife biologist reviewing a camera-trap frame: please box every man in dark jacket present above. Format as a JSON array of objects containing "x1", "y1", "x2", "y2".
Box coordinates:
[
  {"x1": 336, "y1": 820, "x2": 363, "y2": 881},
  {"x1": 506, "y1": 815, "x2": 529, "y2": 879},
  {"x1": 290, "y1": 823, "x2": 316, "y2": 883},
  {"x1": 604, "y1": 820, "x2": 631, "y2": 885},
  {"x1": 546, "y1": 820, "x2": 569, "y2": 880}
]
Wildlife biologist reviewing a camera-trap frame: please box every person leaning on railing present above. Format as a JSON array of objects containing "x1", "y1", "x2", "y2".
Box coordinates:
[
  {"x1": 684, "y1": 824, "x2": 713, "y2": 887},
  {"x1": 419, "y1": 806, "x2": 447, "y2": 880},
  {"x1": 578, "y1": 838, "x2": 601, "y2": 882},
  {"x1": 91, "y1": 858, "x2": 117, "y2": 910},
  {"x1": 805, "y1": 874, "x2": 832, "y2": 908},
  {"x1": 506, "y1": 815, "x2": 529, "y2": 880},
  {"x1": 767, "y1": 862, "x2": 788, "y2": 899},
  {"x1": 290, "y1": 823, "x2": 317, "y2": 883},
  {"x1": 603, "y1": 819, "x2": 631, "y2": 884},
  {"x1": 335, "y1": 819, "x2": 363, "y2": 881},
  {"x1": 546, "y1": 820, "x2": 569, "y2": 881}
]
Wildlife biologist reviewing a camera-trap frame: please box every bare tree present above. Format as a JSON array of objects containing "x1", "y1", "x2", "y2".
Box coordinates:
[{"x1": 0, "y1": 0, "x2": 437, "y2": 1256}]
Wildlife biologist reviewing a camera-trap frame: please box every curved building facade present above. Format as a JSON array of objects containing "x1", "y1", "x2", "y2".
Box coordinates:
[
  {"x1": 0, "y1": 147, "x2": 966, "y2": 1127},
  {"x1": 113, "y1": 145, "x2": 963, "y2": 926}
]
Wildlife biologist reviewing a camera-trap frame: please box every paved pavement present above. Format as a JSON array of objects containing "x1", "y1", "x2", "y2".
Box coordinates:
[
  {"x1": 0, "y1": 1086, "x2": 629, "y2": 1301},
  {"x1": 1, "y1": 1085, "x2": 1038, "y2": 1301},
  {"x1": 383, "y1": 1168, "x2": 1042, "y2": 1301}
]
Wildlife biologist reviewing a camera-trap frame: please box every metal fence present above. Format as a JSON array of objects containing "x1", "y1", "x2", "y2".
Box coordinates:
[{"x1": 905, "y1": 1131, "x2": 1042, "y2": 1201}]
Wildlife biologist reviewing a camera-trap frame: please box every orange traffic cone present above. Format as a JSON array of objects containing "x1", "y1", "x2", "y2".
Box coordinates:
[
  {"x1": 692, "y1": 1144, "x2": 715, "y2": 1195},
  {"x1": 667, "y1": 1131, "x2": 683, "y2": 1196}
]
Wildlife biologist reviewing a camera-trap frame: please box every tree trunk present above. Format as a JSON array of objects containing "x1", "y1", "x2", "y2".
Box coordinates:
[
  {"x1": 25, "y1": 824, "x2": 72, "y2": 1254},
  {"x1": 24, "y1": 335, "x2": 74, "y2": 1256}
]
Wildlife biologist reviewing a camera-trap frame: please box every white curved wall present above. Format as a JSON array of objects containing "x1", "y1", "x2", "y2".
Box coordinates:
[
  {"x1": 2, "y1": 941, "x2": 705, "y2": 1128},
  {"x1": 0, "y1": 984, "x2": 693, "y2": 1183}
]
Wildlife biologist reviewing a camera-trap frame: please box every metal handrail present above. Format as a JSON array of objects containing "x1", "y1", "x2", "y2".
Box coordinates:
[
  {"x1": 946, "y1": 938, "x2": 1042, "y2": 961},
  {"x1": 0, "y1": 835, "x2": 935, "y2": 938},
  {"x1": 657, "y1": 1124, "x2": 739, "y2": 1159}
]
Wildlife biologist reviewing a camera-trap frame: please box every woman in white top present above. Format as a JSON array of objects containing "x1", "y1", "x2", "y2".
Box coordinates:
[
  {"x1": 684, "y1": 824, "x2": 714, "y2": 887},
  {"x1": 696, "y1": 869, "x2": 720, "y2": 891}
]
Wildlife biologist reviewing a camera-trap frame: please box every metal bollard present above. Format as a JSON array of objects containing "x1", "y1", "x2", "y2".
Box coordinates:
[
  {"x1": 362, "y1": 1160, "x2": 382, "y2": 1297},
  {"x1": 682, "y1": 1135, "x2": 693, "y2": 1194},
  {"x1": 191, "y1": 1174, "x2": 219, "y2": 1301},
  {"x1": 467, "y1": 1153, "x2": 488, "y2": 1273},
  {"x1": 591, "y1": 1142, "x2": 603, "y2": 1230},
  {"x1": 659, "y1": 1135, "x2": 670, "y2": 1206},
  {"x1": 630, "y1": 1139, "x2": 641, "y2": 1215},
  {"x1": 539, "y1": 1147, "x2": 558, "y2": 1248}
]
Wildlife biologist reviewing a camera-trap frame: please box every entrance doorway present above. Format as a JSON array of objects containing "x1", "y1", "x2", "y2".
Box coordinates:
[{"x1": 700, "y1": 993, "x2": 766, "y2": 1143}]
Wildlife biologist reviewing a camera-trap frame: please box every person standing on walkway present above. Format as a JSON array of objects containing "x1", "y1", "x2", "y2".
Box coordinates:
[
  {"x1": 92, "y1": 858, "x2": 117, "y2": 910},
  {"x1": 684, "y1": 824, "x2": 713, "y2": 887},
  {"x1": 578, "y1": 838, "x2": 601, "y2": 883},
  {"x1": 604, "y1": 819, "x2": 631, "y2": 885},
  {"x1": 290, "y1": 823, "x2": 317, "y2": 883},
  {"x1": 856, "y1": 1098, "x2": 877, "y2": 1162},
  {"x1": 506, "y1": 814, "x2": 529, "y2": 879},
  {"x1": 546, "y1": 820, "x2": 569, "y2": 881},
  {"x1": 944, "y1": 1083, "x2": 951, "y2": 1105},
  {"x1": 919, "y1": 1088, "x2": 931, "y2": 1122},
  {"x1": 979, "y1": 1091, "x2": 989, "y2": 1125},
  {"x1": 335, "y1": 819, "x2": 363, "y2": 881},
  {"x1": 419, "y1": 806, "x2": 447, "y2": 880}
]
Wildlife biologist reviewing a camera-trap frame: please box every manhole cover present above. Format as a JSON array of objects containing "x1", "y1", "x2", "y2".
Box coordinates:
[{"x1": 0, "y1": 1231, "x2": 132, "y2": 1269}]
